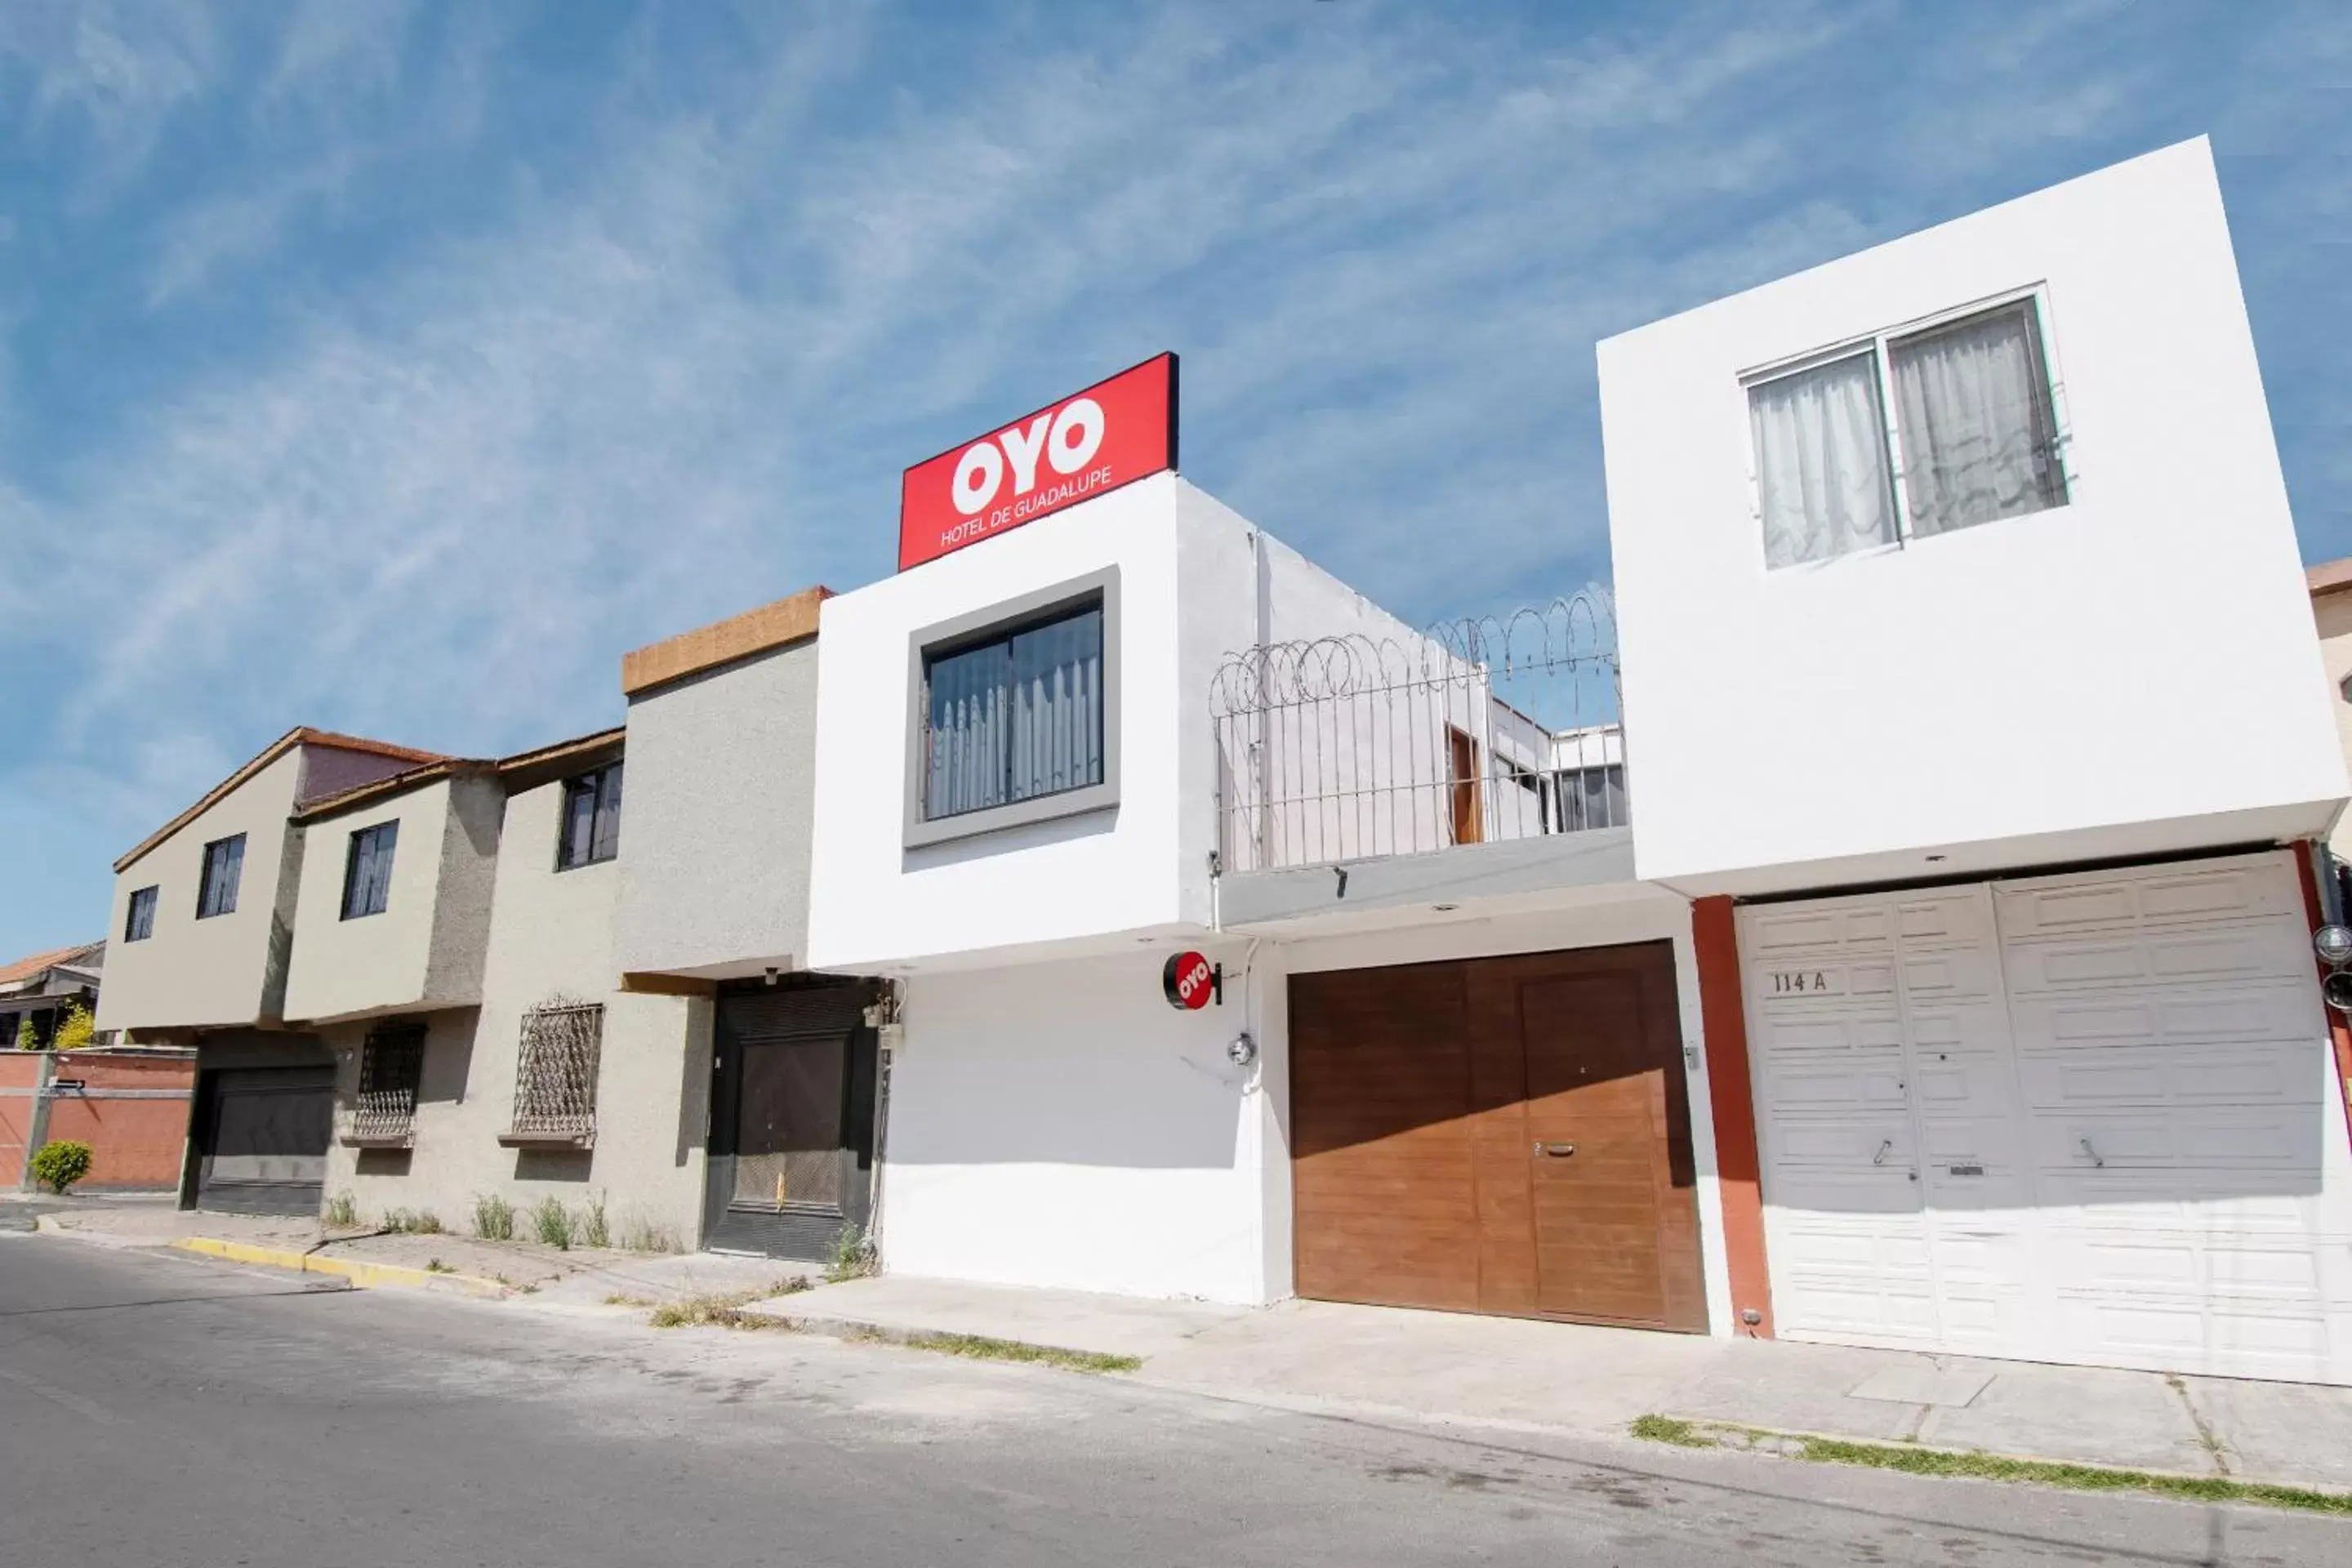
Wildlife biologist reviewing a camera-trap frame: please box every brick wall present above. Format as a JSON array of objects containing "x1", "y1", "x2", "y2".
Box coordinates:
[{"x1": 5, "y1": 1050, "x2": 196, "y2": 1192}]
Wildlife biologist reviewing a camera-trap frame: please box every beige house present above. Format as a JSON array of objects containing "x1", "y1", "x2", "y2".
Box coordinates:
[
  {"x1": 290, "y1": 730, "x2": 711, "y2": 1249},
  {"x1": 94, "y1": 727, "x2": 445, "y2": 1213}
]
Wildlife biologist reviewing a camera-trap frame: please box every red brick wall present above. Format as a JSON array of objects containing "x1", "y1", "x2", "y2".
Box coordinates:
[
  {"x1": 0, "y1": 1054, "x2": 34, "y2": 1188},
  {"x1": 5, "y1": 1050, "x2": 196, "y2": 1192}
]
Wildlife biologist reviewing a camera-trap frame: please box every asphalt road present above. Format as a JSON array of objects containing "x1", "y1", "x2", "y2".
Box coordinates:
[{"x1": 1, "y1": 1235, "x2": 2343, "y2": 1567}]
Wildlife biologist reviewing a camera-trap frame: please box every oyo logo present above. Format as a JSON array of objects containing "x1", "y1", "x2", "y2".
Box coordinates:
[
  {"x1": 1163, "y1": 951, "x2": 1218, "y2": 1012},
  {"x1": 951, "y1": 397, "x2": 1107, "y2": 516},
  {"x1": 897, "y1": 353, "x2": 1177, "y2": 572}
]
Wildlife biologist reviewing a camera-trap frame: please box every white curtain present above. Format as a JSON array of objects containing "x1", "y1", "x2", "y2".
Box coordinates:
[
  {"x1": 1750, "y1": 351, "x2": 1895, "y2": 568},
  {"x1": 1891, "y1": 302, "x2": 2064, "y2": 537}
]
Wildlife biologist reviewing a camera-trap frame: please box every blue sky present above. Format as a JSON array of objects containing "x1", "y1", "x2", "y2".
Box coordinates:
[{"x1": 1, "y1": 0, "x2": 2347, "y2": 960}]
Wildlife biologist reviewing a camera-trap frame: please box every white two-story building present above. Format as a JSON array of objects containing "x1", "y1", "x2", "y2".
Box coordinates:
[{"x1": 802, "y1": 138, "x2": 2352, "y2": 1386}]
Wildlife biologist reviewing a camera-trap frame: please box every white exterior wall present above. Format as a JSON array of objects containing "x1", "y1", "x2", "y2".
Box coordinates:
[
  {"x1": 95, "y1": 751, "x2": 304, "y2": 1036},
  {"x1": 808, "y1": 474, "x2": 1413, "y2": 972},
  {"x1": 1599, "y1": 138, "x2": 2346, "y2": 897},
  {"x1": 876, "y1": 894, "x2": 1734, "y2": 1322}
]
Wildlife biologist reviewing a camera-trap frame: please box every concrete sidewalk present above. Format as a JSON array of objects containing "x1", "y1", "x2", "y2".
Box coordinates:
[
  {"x1": 20, "y1": 1193, "x2": 812, "y2": 1305},
  {"x1": 749, "y1": 1275, "x2": 2352, "y2": 1495}
]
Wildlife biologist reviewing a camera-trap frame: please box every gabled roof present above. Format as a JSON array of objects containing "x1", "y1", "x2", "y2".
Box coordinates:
[
  {"x1": 114, "y1": 727, "x2": 446, "y2": 874},
  {"x1": 293, "y1": 758, "x2": 496, "y2": 824},
  {"x1": 0, "y1": 940, "x2": 104, "y2": 987},
  {"x1": 290, "y1": 724, "x2": 630, "y2": 824}
]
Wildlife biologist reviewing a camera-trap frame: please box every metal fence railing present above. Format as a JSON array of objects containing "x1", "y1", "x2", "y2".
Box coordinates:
[{"x1": 1209, "y1": 592, "x2": 1623, "y2": 875}]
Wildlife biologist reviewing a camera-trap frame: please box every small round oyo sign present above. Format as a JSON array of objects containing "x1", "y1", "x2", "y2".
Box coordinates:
[{"x1": 1163, "y1": 951, "x2": 1217, "y2": 1011}]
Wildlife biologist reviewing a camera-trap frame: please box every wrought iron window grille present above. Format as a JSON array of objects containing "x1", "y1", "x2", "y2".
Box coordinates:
[
  {"x1": 501, "y1": 1000, "x2": 604, "y2": 1147},
  {"x1": 348, "y1": 1020, "x2": 426, "y2": 1147}
]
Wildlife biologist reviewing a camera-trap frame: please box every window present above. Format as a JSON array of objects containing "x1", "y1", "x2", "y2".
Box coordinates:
[
  {"x1": 557, "y1": 763, "x2": 624, "y2": 870},
  {"x1": 196, "y1": 833, "x2": 245, "y2": 920},
  {"x1": 341, "y1": 821, "x2": 399, "y2": 920},
  {"x1": 350, "y1": 1020, "x2": 426, "y2": 1146},
  {"x1": 125, "y1": 885, "x2": 158, "y2": 942},
  {"x1": 502, "y1": 1000, "x2": 604, "y2": 1147},
  {"x1": 1553, "y1": 764, "x2": 1628, "y2": 833},
  {"x1": 923, "y1": 599, "x2": 1104, "y2": 820},
  {"x1": 1749, "y1": 296, "x2": 2067, "y2": 569}
]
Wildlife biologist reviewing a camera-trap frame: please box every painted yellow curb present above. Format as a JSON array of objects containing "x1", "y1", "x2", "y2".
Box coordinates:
[{"x1": 172, "y1": 1236, "x2": 509, "y2": 1299}]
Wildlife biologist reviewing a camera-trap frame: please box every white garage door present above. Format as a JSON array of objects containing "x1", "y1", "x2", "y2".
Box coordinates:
[{"x1": 1742, "y1": 851, "x2": 2352, "y2": 1384}]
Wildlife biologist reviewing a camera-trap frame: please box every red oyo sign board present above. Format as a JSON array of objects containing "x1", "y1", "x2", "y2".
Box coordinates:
[
  {"x1": 898, "y1": 352, "x2": 1178, "y2": 572},
  {"x1": 1163, "y1": 951, "x2": 1218, "y2": 1012}
]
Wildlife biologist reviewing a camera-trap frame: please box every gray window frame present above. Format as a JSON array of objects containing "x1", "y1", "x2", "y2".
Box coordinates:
[
  {"x1": 341, "y1": 820, "x2": 399, "y2": 920},
  {"x1": 555, "y1": 762, "x2": 624, "y2": 871},
  {"x1": 125, "y1": 884, "x2": 158, "y2": 942},
  {"x1": 903, "y1": 566, "x2": 1121, "y2": 850},
  {"x1": 196, "y1": 832, "x2": 245, "y2": 920}
]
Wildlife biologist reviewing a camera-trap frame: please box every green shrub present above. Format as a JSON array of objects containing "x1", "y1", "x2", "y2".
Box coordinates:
[
  {"x1": 826, "y1": 1222, "x2": 878, "y2": 1283},
  {"x1": 30, "y1": 1140, "x2": 94, "y2": 1193},
  {"x1": 472, "y1": 1193, "x2": 516, "y2": 1241},
  {"x1": 50, "y1": 1003, "x2": 94, "y2": 1053},
  {"x1": 12, "y1": 1016, "x2": 33, "y2": 1051},
  {"x1": 529, "y1": 1195, "x2": 572, "y2": 1250},
  {"x1": 382, "y1": 1208, "x2": 443, "y2": 1236},
  {"x1": 577, "y1": 1192, "x2": 610, "y2": 1250},
  {"x1": 323, "y1": 1191, "x2": 359, "y2": 1227}
]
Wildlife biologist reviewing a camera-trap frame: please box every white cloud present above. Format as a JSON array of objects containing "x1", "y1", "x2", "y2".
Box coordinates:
[{"x1": 2, "y1": 0, "x2": 2347, "y2": 920}]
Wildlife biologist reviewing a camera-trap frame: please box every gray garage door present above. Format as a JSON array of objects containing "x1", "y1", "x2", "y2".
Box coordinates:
[{"x1": 194, "y1": 1066, "x2": 335, "y2": 1217}]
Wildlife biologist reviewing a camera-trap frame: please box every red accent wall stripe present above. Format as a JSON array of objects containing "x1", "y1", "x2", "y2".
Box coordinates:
[{"x1": 1692, "y1": 895, "x2": 1775, "y2": 1338}]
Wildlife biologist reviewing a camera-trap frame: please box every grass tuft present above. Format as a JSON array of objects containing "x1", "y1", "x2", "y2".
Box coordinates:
[
  {"x1": 1628, "y1": 1416, "x2": 2352, "y2": 1517},
  {"x1": 865, "y1": 1329, "x2": 1142, "y2": 1375},
  {"x1": 647, "y1": 1278, "x2": 813, "y2": 1330},
  {"x1": 1628, "y1": 1414, "x2": 1709, "y2": 1448}
]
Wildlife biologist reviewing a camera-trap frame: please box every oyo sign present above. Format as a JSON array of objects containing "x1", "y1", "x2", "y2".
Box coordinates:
[
  {"x1": 1163, "y1": 951, "x2": 1219, "y2": 1012},
  {"x1": 898, "y1": 353, "x2": 1178, "y2": 572}
]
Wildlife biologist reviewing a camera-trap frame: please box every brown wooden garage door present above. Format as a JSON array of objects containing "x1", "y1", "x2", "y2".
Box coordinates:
[{"x1": 1290, "y1": 941, "x2": 1706, "y2": 1331}]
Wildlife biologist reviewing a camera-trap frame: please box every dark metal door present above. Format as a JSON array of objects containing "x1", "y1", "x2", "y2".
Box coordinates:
[
  {"x1": 194, "y1": 1066, "x2": 334, "y2": 1216},
  {"x1": 704, "y1": 981, "x2": 878, "y2": 1260}
]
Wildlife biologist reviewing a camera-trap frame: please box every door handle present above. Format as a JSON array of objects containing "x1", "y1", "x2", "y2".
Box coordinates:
[
  {"x1": 1533, "y1": 1142, "x2": 1576, "y2": 1157},
  {"x1": 1873, "y1": 1138, "x2": 1893, "y2": 1167},
  {"x1": 2078, "y1": 1137, "x2": 2105, "y2": 1169}
]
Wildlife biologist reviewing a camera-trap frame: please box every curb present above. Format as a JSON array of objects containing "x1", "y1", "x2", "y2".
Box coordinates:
[
  {"x1": 738, "y1": 1303, "x2": 1138, "y2": 1366},
  {"x1": 171, "y1": 1236, "x2": 510, "y2": 1300},
  {"x1": 1639, "y1": 1415, "x2": 2352, "y2": 1510}
]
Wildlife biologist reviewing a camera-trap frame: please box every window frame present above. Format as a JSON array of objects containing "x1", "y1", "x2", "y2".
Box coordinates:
[
  {"x1": 555, "y1": 761, "x2": 625, "y2": 871},
  {"x1": 902, "y1": 566, "x2": 1121, "y2": 850},
  {"x1": 341, "y1": 820, "x2": 399, "y2": 921},
  {"x1": 125, "y1": 884, "x2": 159, "y2": 942},
  {"x1": 1740, "y1": 284, "x2": 2074, "y2": 570},
  {"x1": 196, "y1": 832, "x2": 246, "y2": 920}
]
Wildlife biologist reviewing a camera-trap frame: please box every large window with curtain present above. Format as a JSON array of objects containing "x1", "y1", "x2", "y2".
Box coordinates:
[
  {"x1": 1748, "y1": 295, "x2": 2067, "y2": 569},
  {"x1": 921, "y1": 598, "x2": 1104, "y2": 822}
]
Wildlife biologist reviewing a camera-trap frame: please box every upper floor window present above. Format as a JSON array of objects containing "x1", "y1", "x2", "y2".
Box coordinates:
[
  {"x1": 197, "y1": 833, "x2": 246, "y2": 920},
  {"x1": 922, "y1": 598, "x2": 1104, "y2": 822},
  {"x1": 341, "y1": 821, "x2": 399, "y2": 920},
  {"x1": 125, "y1": 884, "x2": 158, "y2": 942},
  {"x1": 1749, "y1": 296, "x2": 2067, "y2": 569},
  {"x1": 557, "y1": 763, "x2": 624, "y2": 870}
]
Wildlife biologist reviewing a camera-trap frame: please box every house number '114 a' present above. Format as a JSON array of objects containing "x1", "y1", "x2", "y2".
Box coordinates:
[{"x1": 1771, "y1": 971, "x2": 1829, "y2": 994}]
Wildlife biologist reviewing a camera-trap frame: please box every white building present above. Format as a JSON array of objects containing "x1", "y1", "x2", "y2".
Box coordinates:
[{"x1": 803, "y1": 136, "x2": 2352, "y2": 1388}]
